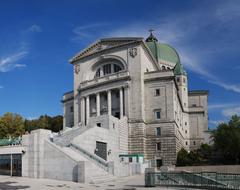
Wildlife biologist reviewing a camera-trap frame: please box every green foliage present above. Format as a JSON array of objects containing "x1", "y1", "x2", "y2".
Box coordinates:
[
  {"x1": 24, "y1": 115, "x2": 63, "y2": 133},
  {"x1": 0, "y1": 113, "x2": 25, "y2": 138},
  {"x1": 212, "y1": 115, "x2": 240, "y2": 164},
  {"x1": 0, "y1": 112, "x2": 63, "y2": 138},
  {"x1": 177, "y1": 148, "x2": 190, "y2": 166},
  {"x1": 176, "y1": 144, "x2": 212, "y2": 166}
]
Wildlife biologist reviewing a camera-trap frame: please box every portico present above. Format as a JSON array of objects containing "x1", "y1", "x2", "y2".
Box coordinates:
[{"x1": 80, "y1": 87, "x2": 124, "y2": 125}]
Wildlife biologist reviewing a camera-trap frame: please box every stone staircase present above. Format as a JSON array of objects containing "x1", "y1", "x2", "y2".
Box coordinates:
[
  {"x1": 70, "y1": 143, "x2": 111, "y2": 173},
  {"x1": 53, "y1": 125, "x2": 93, "y2": 146},
  {"x1": 52, "y1": 124, "x2": 117, "y2": 184}
]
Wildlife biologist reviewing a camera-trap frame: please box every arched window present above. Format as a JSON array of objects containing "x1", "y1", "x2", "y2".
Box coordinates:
[
  {"x1": 94, "y1": 62, "x2": 124, "y2": 78},
  {"x1": 162, "y1": 66, "x2": 166, "y2": 70}
]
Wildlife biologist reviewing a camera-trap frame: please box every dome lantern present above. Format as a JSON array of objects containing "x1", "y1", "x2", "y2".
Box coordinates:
[{"x1": 146, "y1": 29, "x2": 158, "y2": 42}]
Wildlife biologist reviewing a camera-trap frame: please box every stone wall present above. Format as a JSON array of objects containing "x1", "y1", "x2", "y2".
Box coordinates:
[{"x1": 22, "y1": 129, "x2": 84, "y2": 182}]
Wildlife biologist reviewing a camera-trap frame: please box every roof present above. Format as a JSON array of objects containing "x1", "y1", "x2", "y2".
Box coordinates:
[
  {"x1": 145, "y1": 31, "x2": 181, "y2": 64},
  {"x1": 188, "y1": 90, "x2": 209, "y2": 95},
  {"x1": 70, "y1": 37, "x2": 143, "y2": 63}
]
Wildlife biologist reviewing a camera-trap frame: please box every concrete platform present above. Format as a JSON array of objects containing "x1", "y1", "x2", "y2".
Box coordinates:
[{"x1": 0, "y1": 175, "x2": 181, "y2": 190}]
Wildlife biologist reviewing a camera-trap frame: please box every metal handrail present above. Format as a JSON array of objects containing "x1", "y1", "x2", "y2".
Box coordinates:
[
  {"x1": 70, "y1": 143, "x2": 109, "y2": 172},
  {"x1": 145, "y1": 171, "x2": 240, "y2": 189}
]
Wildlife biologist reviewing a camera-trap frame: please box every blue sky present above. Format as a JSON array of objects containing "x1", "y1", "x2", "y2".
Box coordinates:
[{"x1": 0, "y1": 0, "x2": 240, "y2": 128}]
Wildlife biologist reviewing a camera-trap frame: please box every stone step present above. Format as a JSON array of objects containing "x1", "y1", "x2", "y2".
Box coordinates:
[{"x1": 89, "y1": 175, "x2": 116, "y2": 184}]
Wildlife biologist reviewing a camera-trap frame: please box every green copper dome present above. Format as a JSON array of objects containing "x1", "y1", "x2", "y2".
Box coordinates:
[
  {"x1": 146, "y1": 32, "x2": 181, "y2": 64},
  {"x1": 145, "y1": 31, "x2": 187, "y2": 76}
]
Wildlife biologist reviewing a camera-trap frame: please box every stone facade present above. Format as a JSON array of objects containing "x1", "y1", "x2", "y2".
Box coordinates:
[{"x1": 63, "y1": 34, "x2": 209, "y2": 167}]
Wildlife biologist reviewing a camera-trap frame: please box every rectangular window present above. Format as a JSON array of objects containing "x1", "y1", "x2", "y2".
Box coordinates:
[
  {"x1": 156, "y1": 142, "x2": 161, "y2": 150},
  {"x1": 176, "y1": 77, "x2": 180, "y2": 82},
  {"x1": 156, "y1": 159, "x2": 162, "y2": 168},
  {"x1": 103, "y1": 64, "x2": 111, "y2": 75},
  {"x1": 129, "y1": 157, "x2": 132, "y2": 163},
  {"x1": 156, "y1": 127, "x2": 161, "y2": 136},
  {"x1": 70, "y1": 106, "x2": 73, "y2": 113},
  {"x1": 155, "y1": 89, "x2": 160, "y2": 96},
  {"x1": 183, "y1": 78, "x2": 186, "y2": 83},
  {"x1": 97, "y1": 123, "x2": 101, "y2": 127},
  {"x1": 155, "y1": 110, "x2": 161, "y2": 119}
]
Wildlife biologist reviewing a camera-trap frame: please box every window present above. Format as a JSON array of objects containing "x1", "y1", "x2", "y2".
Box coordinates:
[
  {"x1": 156, "y1": 127, "x2": 161, "y2": 136},
  {"x1": 156, "y1": 142, "x2": 161, "y2": 150},
  {"x1": 103, "y1": 64, "x2": 111, "y2": 75},
  {"x1": 155, "y1": 89, "x2": 160, "y2": 96},
  {"x1": 95, "y1": 68, "x2": 100, "y2": 78},
  {"x1": 186, "y1": 141, "x2": 188, "y2": 145},
  {"x1": 129, "y1": 157, "x2": 132, "y2": 163},
  {"x1": 155, "y1": 110, "x2": 161, "y2": 119},
  {"x1": 70, "y1": 106, "x2": 73, "y2": 113},
  {"x1": 121, "y1": 157, "x2": 124, "y2": 162},
  {"x1": 114, "y1": 64, "x2": 121, "y2": 72},
  {"x1": 95, "y1": 62, "x2": 124, "y2": 78},
  {"x1": 97, "y1": 123, "x2": 101, "y2": 127},
  {"x1": 176, "y1": 77, "x2": 180, "y2": 82},
  {"x1": 162, "y1": 66, "x2": 166, "y2": 70},
  {"x1": 185, "y1": 130, "x2": 187, "y2": 134},
  {"x1": 192, "y1": 104, "x2": 197, "y2": 107},
  {"x1": 193, "y1": 141, "x2": 196, "y2": 145},
  {"x1": 185, "y1": 122, "x2": 187, "y2": 125},
  {"x1": 156, "y1": 159, "x2": 162, "y2": 168},
  {"x1": 183, "y1": 78, "x2": 186, "y2": 83},
  {"x1": 184, "y1": 103, "x2": 186, "y2": 107}
]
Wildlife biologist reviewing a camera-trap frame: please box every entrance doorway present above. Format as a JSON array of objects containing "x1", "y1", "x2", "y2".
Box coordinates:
[
  {"x1": 95, "y1": 141, "x2": 107, "y2": 160},
  {"x1": 0, "y1": 154, "x2": 22, "y2": 176},
  {"x1": 156, "y1": 159, "x2": 162, "y2": 169}
]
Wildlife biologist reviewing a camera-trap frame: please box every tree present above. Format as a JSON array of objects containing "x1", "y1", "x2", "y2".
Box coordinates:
[
  {"x1": 0, "y1": 113, "x2": 25, "y2": 138},
  {"x1": 24, "y1": 115, "x2": 63, "y2": 133},
  {"x1": 212, "y1": 115, "x2": 240, "y2": 164},
  {"x1": 177, "y1": 148, "x2": 191, "y2": 166}
]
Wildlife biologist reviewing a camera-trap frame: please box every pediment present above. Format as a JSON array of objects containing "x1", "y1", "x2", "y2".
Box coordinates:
[{"x1": 70, "y1": 37, "x2": 143, "y2": 63}]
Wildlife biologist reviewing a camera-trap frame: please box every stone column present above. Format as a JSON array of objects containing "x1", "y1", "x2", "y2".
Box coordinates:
[
  {"x1": 107, "y1": 90, "x2": 112, "y2": 116},
  {"x1": 96, "y1": 93, "x2": 100, "y2": 116},
  {"x1": 119, "y1": 88, "x2": 123, "y2": 118},
  {"x1": 80, "y1": 97, "x2": 85, "y2": 126},
  {"x1": 86, "y1": 96, "x2": 90, "y2": 125}
]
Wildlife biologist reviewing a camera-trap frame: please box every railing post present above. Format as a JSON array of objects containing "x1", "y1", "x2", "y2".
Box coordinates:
[{"x1": 145, "y1": 172, "x2": 155, "y2": 187}]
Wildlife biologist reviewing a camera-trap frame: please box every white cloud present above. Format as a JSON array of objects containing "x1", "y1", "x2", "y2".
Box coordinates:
[
  {"x1": 222, "y1": 106, "x2": 240, "y2": 117},
  {"x1": 208, "y1": 103, "x2": 237, "y2": 110},
  {"x1": 27, "y1": 25, "x2": 42, "y2": 33},
  {"x1": 209, "y1": 120, "x2": 225, "y2": 126},
  {"x1": 0, "y1": 51, "x2": 28, "y2": 72},
  {"x1": 210, "y1": 80, "x2": 240, "y2": 93},
  {"x1": 72, "y1": 23, "x2": 108, "y2": 42},
  {"x1": 105, "y1": 1, "x2": 240, "y2": 94},
  {"x1": 215, "y1": 1, "x2": 240, "y2": 22}
]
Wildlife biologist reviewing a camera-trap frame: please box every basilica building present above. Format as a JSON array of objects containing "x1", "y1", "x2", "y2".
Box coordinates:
[
  {"x1": 0, "y1": 32, "x2": 209, "y2": 182},
  {"x1": 62, "y1": 32, "x2": 209, "y2": 167}
]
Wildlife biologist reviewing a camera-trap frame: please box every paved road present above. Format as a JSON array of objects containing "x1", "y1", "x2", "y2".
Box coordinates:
[{"x1": 0, "y1": 175, "x2": 180, "y2": 190}]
